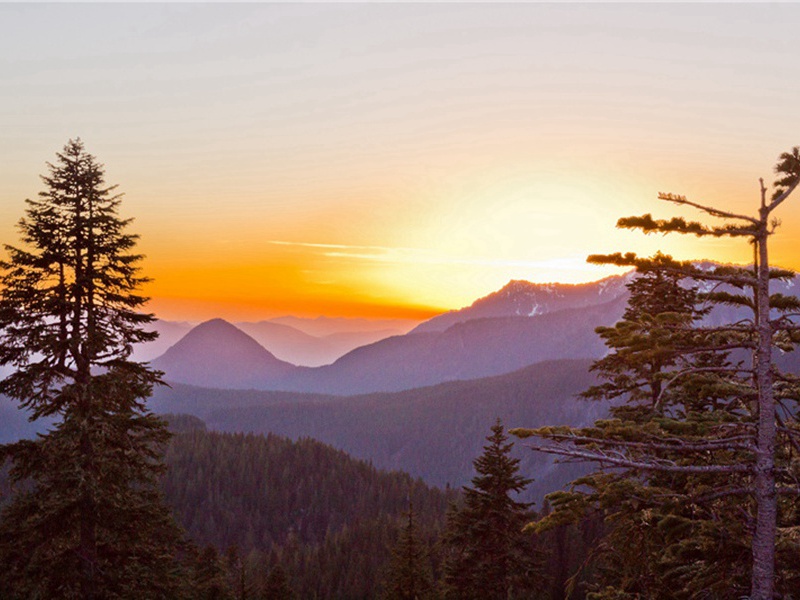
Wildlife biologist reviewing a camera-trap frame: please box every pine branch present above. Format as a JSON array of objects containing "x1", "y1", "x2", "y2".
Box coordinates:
[
  {"x1": 769, "y1": 174, "x2": 800, "y2": 210},
  {"x1": 617, "y1": 214, "x2": 756, "y2": 238},
  {"x1": 587, "y1": 253, "x2": 758, "y2": 287},
  {"x1": 654, "y1": 366, "x2": 754, "y2": 409}
]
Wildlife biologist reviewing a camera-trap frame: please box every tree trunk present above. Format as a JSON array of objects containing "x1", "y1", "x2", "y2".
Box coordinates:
[{"x1": 750, "y1": 187, "x2": 777, "y2": 600}]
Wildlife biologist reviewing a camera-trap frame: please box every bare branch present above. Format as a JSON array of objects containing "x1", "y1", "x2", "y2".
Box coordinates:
[
  {"x1": 541, "y1": 432, "x2": 755, "y2": 453},
  {"x1": 688, "y1": 321, "x2": 754, "y2": 333},
  {"x1": 690, "y1": 487, "x2": 753, "y2": 504},
  {"x1": 525, "y1": 442, "x2": 753, "y2": 474},
  {"x1": 674, "y1": 343, "x2": 757, "y2": 354},
  {"x1": 657, "y1": 192, "x2": 760, "y2": 225}
]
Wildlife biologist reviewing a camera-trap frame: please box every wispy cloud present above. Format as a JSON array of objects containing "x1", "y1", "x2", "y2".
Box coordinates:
[
  {"x1": 268, "y1": 240, "x2": 595, "y2": 271},
  {"x1": 268, "y1": 240, "x2": 412, "y2": 253}
]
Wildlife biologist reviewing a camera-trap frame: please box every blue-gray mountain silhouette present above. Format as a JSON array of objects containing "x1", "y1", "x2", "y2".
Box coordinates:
[{"x1": 152, "y1": 318, "x2": 296, "y2": 389}]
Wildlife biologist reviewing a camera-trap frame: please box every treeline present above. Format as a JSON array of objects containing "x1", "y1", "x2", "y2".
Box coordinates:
[
  {"x1": 161, "y1": 419, "x2": 454, "y2": 598},
  {"x1": 0, "y1": 414, "x2": 601, "y2": 599},
  {"x1": 158, "y1": 418, "x2": 601, "y2": 599}
]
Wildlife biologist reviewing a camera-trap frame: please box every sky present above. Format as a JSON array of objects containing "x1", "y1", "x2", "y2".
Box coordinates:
[{"x1": 1, "y1": 3, "x2": 799, "y2": 321}]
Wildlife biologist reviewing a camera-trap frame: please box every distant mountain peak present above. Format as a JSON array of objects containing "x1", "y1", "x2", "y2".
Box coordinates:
[
  {"x1": 414, "y1": 274, "x2": 631, "y2": 334},
  {"x1": 152, "y1": 319, "x2": 296, "y2": 390},
  {"x1": 203, "y1": 317, "x2": 229, "y2": 325},
  {"x1": 499, "y1": 279, "x2": 547, "y2": 295},
  {"x1": 172, "y1": 318, "x2": 272, "y2": 353},
  {"x1": 192, "y1": 317, "x2": 249, "y2": 334}
]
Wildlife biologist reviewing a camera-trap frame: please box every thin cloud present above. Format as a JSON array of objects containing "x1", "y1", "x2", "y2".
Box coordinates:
[
  {"x1": 268, "y1": 240, "x2": 416, "y2": 252},
  {"x1": 269, "y1": 240, "x2": 597, "y2": 271}
]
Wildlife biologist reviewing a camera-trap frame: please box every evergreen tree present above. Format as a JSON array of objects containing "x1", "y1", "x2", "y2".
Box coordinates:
[
  {"x1": 0, "y1": 139, "x2": 184, "y2": 598},
  {"x1": 580, "y1": 261, "x2": 706, "y2": 413},
  {"x1": 381, "y1": 503, "x2": 436, "y2": 600},
  {"x1": 525, "y1": 265, "x2": 750, "y2": 597},
  {"x1": 514, "y1": 146, "x2": 800, "y2": 599},
  {"x1": 442, "y1": 420, "x2": 541, "y2": 600}
]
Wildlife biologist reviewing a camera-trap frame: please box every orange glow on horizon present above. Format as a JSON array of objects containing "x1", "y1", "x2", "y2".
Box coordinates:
[{"x1": 144, "y1": 294, "x2": 444, "y2": 323}]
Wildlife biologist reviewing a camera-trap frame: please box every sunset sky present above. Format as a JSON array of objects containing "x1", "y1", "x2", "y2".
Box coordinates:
[{"x1": 1, "y1": 3, "x2": 799, "y2": 321}]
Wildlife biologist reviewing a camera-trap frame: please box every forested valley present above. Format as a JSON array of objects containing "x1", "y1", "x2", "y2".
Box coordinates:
[{"x1": 0, "y1": 415, "x2": 601, "y2": 599}]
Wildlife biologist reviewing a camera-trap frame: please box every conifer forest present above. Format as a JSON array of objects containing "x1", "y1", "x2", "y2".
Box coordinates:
[{"x1": 0, "y1": 137, "x2": 798, "y2": 599}]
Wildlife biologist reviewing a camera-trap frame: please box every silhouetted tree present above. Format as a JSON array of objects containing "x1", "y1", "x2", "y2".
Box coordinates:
[
  {"x1": 0, "y1": 139, "x2": 184, "y2": 598},
  {"x1": 442, "y1": 420, "x2": 541, "y2": 599}
]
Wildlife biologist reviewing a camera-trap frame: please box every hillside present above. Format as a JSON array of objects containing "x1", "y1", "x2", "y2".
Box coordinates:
[
  {"x1": 150, "y1": 358, "x2": 606, "y2": 500},
  {"x1": 170, "y1": 425, "x2": 450, "y2": 599},
  {"x1": 151, "y1": 318, "x2": 296, "y2": 389},
  {"x1": 1, "y1": 421, "x2": 454, "y2": 599},
  {"x1": 163, "y1": 428, "x2": 452, "y2": 551}
]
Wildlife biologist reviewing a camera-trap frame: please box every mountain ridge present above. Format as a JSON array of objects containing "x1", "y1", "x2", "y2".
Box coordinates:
[
  {"x1": 276, "y1": 294, "x2": 627, "y2": 394},
  {"x1": 413, "y1": 273, "x2": 631, "y2": 334},
  {"x1": 150, "y1": 277, "x2": 630, "y2": 394}
]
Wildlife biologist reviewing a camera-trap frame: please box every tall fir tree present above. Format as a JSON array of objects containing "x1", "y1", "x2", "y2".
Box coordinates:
[
  {"x1": 0, "y1": 139, "x2": 185, "y2": 599},
  {"x1": 523, "y1": 266, "x2": 756, "y2": 598},
  {"x1": 442, "y1": 420, "x2": 542, "y2": 600},
  {"x1": 514, "y1": 147, "x2": 800, "y2": 599}
]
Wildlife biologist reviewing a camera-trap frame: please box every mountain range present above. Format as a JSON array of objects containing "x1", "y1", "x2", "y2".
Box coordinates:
[
  {"x1": 280, "y1": 296, "x2": 626, "y2": 394},
  {"x1": 134, "y1": 316, "x2": 415, "y2": 366},
  {"x1": 6, "y1": 269, "x2": 800, "y2": 501},
  {"x1": 149, "y1": 276, "x2": 632, "y2": 394}
]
